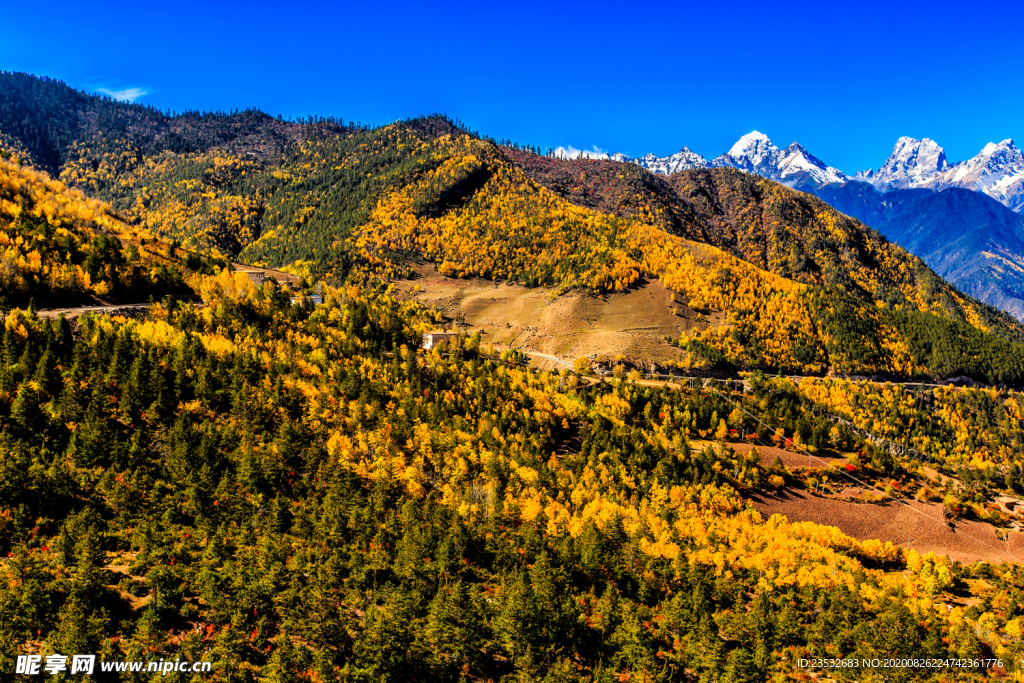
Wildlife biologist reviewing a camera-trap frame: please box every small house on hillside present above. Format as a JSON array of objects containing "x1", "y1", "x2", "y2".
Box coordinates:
[{"x1": 422, "y1": 331, "x2": 458, "y2": 350}]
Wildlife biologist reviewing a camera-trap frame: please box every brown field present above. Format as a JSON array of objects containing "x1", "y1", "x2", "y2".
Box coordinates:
[
  {"x1": 688, "y1": 440, "x2": 849, "y2": 471},
  {"x1": 394, "y1": 262, "x2": 721, "y2": 366},
  {"x1": 750, "y1": 489, "x2": 1024, "y2": 565},
  {"x1": 690, "y1": 440, "x2": 1023, "y2": 564}
]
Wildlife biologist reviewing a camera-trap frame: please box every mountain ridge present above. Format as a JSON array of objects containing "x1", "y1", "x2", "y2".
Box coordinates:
[
  {"x1": 5, "y1": 72, "x2": 1024, "y2": 382},
  {"x1": 613, "y1": 130, "x2": 1024, "y2": 214},
  {"x1": 806, "y1": 181, "x2": 1024, "y2": 321},
  {"x1": 603, "y1": 131, "x2": 1024, "y2": 320}
]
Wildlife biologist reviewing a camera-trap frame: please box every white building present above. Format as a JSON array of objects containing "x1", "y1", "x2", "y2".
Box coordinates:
[{"x1": 422, "y1": 331, "x2": 459, "y2": 350}]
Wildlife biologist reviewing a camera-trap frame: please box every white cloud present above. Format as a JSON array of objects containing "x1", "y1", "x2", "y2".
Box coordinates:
[
  {"x1": 97, "y1": 87, "x2": 149, "y2": 103},
  {"x1": 552, "y1": 145, "x2": 609, "y2": 160}
]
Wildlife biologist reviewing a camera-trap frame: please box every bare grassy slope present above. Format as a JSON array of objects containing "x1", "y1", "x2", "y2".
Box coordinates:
[
  {"x1": 751, "y1": 489, "x2": 1024, "y2": 565},
  {"x1": 393, "y1": 262, "x2": 716, "y2": 365}
]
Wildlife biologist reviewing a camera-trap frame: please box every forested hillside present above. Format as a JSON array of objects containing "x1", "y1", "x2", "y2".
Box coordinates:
[
  {"x1": 5, "y1": 74, "x2": 1024, "y2": 385},
  {"x1": 5, "y1": 276, "x2": 1024, "y2": 681},
  {"x1": 6, "y1": 73, "x2": 1024, "y2": 681},
  {"x1": 361, "y1": 136, "x2": 1024, "y2": 382},
  {"x1": 0, "y1": 72, "x2": 304, "y2": 174},
  {"x1": 79, "y1": 117, "x2": 465, "y2": 274},
  {"x1": 510, "y1": 148, "x2": 1022, "y2": 337},
  {"x1": 807, "y1": 181, "x2": 1024, "y2": 321},
  {"x1": 0, "y1": 157, "x2": 197, "y2": 308},
  {"x1": 499, "y1": 146, "x2": 712, "y2": 242}
]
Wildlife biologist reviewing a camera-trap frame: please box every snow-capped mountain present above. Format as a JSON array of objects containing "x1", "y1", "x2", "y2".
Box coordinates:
[
  {"x1": 707, "y1": 132, "x2": 849, "y2": 185},
  {"x1": 773, "y1": 142, "x2": 849, "y2": 186},
  {"x1": 612, "y1": 147, "x2": 709, "y2": 174},
  {"x1": 606, "y1": 132, "x2": 1024, "y2": 212},
  {"x1": 928, "y1": 139, "x2": 1024, "y2": 213},
  {"x1": 855, "y1": 137, "x2": 949, "y2": 189},
  {"x1": 711, "y1": 131, "x2": 784, "y2": 176},
  {"x1": 711, "y1": 133, "x2": 848, "y2": 185},
  {"x1": 855, "y1": 137, "x2": 1024, "y2": 212},
  {"x1": 612, "y1": 131, "x2": 847, "y2": 187}
]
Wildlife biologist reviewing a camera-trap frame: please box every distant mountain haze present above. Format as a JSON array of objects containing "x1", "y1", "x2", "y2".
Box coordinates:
[{"x1": 809, "y1": 182, "x2": 1024, "y2": 321}]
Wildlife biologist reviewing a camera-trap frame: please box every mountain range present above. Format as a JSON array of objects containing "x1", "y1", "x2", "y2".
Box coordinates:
[
  {"x1": 613, "y1": 132, "x2": 849, "y2": 188},
  {"x1": 10, "y1": 72, "x2": 1024, "y2": 682},
  {"x1": 854, "y1": 137, "x2": 1024, "y2": 212},
  {"x1": 613, "y1": 132, "x2": 1024, "y2": 213},
  {"x1": 609, "y1": 133, "x2": 1024, "y2": 320}
]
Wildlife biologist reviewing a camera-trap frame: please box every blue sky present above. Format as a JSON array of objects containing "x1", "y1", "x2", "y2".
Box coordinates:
[{"x1": 2, "y1": 0, "x2": 1022, "y2": 172}]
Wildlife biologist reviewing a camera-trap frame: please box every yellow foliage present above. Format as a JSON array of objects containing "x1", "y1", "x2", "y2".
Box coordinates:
[{"x1": 191, "y1": 267, "x2": 258, "y2": 303}]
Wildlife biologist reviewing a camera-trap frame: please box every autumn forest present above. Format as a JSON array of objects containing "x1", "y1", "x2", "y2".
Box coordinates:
[{"x1": 4, "y1": 72, "x2": 1024, "y2": 682}]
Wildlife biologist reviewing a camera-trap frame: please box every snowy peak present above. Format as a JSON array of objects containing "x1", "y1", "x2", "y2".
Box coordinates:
[
  {"x1": 930, "y1": 139, "x2": 1024, "y2": 212},
  {"x1": 871, "y1": 137, "x2": 949, "y2": 189},
  {"x1": 710, "y1": 133, "x2": 848, "y2": 186},
  {"x1": 713, "y1": 131, "x2": 783, "y2": 175},
  {"x1": 777, "y1": 142, "x2": 849, "y2": 186},
  {"x1": 952, "y1": 139, "x2": 1023, "y2": 180},
  {"x1": 854, "y1": 136, "x2": 1024, "y2": 211},
  {"x1": 609, "y1": 132, "x2": 847, "y2": 187},
  {"x1": 981, "y1": 141, "x2": 1004, "y2": 156},
  {"x1": 651, "y1": 147, "x2": 710, "y2": 174},
  {"x1": 614, "y1": 147, "x2": 709, "y2": 175},
  {"x1": 726, "y1": 131, "x2": 778, "y2": 163},
  {"x1": 603, "y1": 131, "x2": 1023, "y2": 212},
  {"x1": 971, "y1": 139, "x2": 1021, "y2": 171}
]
